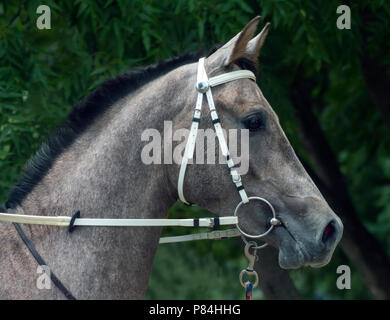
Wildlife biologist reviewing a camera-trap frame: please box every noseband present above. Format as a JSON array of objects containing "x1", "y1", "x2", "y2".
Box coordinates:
[{"x1": 178, "y1": 57, "x2": 280, "y2": 248}]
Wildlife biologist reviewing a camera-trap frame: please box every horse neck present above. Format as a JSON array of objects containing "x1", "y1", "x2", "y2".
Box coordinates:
[
  {"x1": 10, "y1": 62, "x2": 196, "y2": 299},
  {"x1": 17, "y1": 63, "x2": 197, "y2": 220}
]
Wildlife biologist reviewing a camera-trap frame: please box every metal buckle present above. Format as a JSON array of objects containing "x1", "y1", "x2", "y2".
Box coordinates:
[{"x1": 232, "y1": 174, "x2": 241, "y2": 183}]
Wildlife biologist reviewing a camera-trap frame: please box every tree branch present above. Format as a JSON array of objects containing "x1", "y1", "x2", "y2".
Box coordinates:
[
  {"x1": 358, "y1": 8, "x2": 390, "y2": 131},
  {"x1": 289, "y1": 69, "x2": 390, "y2": 299}
]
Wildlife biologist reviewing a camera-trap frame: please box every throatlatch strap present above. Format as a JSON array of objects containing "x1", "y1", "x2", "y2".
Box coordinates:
[{"x1": 177, "y1": 58, "x2": 207, "y2": 205}]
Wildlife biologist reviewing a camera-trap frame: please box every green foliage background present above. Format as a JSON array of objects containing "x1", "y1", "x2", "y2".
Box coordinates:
[{"x1": 1, "y1": 0, "x2": 389, "y2": 299}]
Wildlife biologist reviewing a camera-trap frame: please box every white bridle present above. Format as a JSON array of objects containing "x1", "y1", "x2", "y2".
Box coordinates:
[
  {"x1": 178, "y1": 57, "x2": 252, "y2": 205},
  {"x1": 177, "y1": 57, "x2": 280, "y2": 248},
  {"x1": 0, "y1": 57, "x2": 280, "y2": 247}
]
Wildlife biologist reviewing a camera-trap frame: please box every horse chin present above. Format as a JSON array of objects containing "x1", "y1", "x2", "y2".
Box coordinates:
[
  {"x1": 275, "y1": 226, "x2": 333, "y2": 270},
  {"x1": 278, "y1": 243, "x2": 307, "y2": 269},
  {"x1": 278, "y1": 247, "x2": 331, "y2": 269}
]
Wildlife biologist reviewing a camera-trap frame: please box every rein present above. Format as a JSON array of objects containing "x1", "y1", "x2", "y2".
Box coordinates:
[{"x1": 0, "y1": 57, "x2": 281, "y2": 299}]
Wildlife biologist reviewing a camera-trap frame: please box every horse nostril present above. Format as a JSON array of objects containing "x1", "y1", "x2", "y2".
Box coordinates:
[{"x1": 322, "y1": 221, "x2": 336, "y2": 244}]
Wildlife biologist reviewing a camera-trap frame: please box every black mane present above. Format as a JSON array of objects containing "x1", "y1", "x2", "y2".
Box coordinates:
[
  {"x1": 6, "y1": 51, "x2": 202, "y2": 208},
  {"x1": 6, "y1": 47, "x2": 258, "y2": 209}
]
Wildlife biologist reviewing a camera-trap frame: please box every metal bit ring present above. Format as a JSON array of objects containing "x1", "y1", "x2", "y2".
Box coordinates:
[
  {"x1": 234, "y1": 196, "x2": 280, "y2": 240},
  {"x1": 241, "y1": 235, "x2": 268, "y2": 250}
]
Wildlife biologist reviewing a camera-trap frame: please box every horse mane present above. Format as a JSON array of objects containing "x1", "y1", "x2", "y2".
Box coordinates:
[
  {"x1": 6, "y1": 46, "x2": 257, "y2": 209},
  {"x1": 6, "y1": 51, "x2": 203, "y2": 209}
]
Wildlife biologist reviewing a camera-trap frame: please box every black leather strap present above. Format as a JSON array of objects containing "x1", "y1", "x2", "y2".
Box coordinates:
[
  {"x1": 213, "y1": 217, "x2": 220, "y2": 228},
  {"x1": 193, "y1": 218, "x2": 199, "y2": 227},
  {"x1": 5, "y1": 204, "x2": 76, "y2": 300},
  {"x1": 68, "y1": 211, "x2": 80, "y2": 233}
]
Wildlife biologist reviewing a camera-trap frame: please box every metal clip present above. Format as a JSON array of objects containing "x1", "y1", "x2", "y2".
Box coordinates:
[{"x1": 239, "y1": 241, "x2": 259, "y2": 288}]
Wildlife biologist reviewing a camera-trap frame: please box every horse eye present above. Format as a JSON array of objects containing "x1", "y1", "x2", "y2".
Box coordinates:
[{"x1": 242, "y1": 113, "x2": 265, "y2": 132}]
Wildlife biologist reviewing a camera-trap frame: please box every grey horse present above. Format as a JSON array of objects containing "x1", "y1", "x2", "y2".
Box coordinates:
[{"x1": 0, "y1": 17, "x2": 343, "y2": 299}]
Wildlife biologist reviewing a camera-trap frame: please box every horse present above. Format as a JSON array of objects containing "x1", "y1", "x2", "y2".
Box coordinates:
[{"x1": 0, "y1": 17, "x2": 343, "y2": 299}]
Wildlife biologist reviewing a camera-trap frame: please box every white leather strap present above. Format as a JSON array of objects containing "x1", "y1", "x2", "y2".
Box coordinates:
[
  {"x1": 178, "y1": 58, "x2": 208, "y2": 205},
  {"x1": 209, "y1": 70, "x2": 256, "y2": 87},
  {"x1": 178, "y1": 58, "x2": 254, "y2": 205},
  {"x1": 159, "y1": 228, "x2": 241, "y2": 244},
  {"x1": 204, "y1": 85, "x2": 249, "y2": 204},
  {"x1": 0, "y1": 212, "x2": 237, "y2": 228}
]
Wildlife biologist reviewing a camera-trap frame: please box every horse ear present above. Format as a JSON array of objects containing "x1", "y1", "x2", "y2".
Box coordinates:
[
  {"x1": 246, "y1": 22, "x2": 270, "y2": 61},
  {"x1": 208, "y1": 16, "x2": 261, "y2": 67}
]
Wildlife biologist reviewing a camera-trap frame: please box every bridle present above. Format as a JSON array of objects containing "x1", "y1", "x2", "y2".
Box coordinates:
[
  {"x1": 178, "y1": 57, "x2": 280, "y2": 248},
  {"x1": 0, "y1": 57, "x2": 281, "y2": 299}
]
